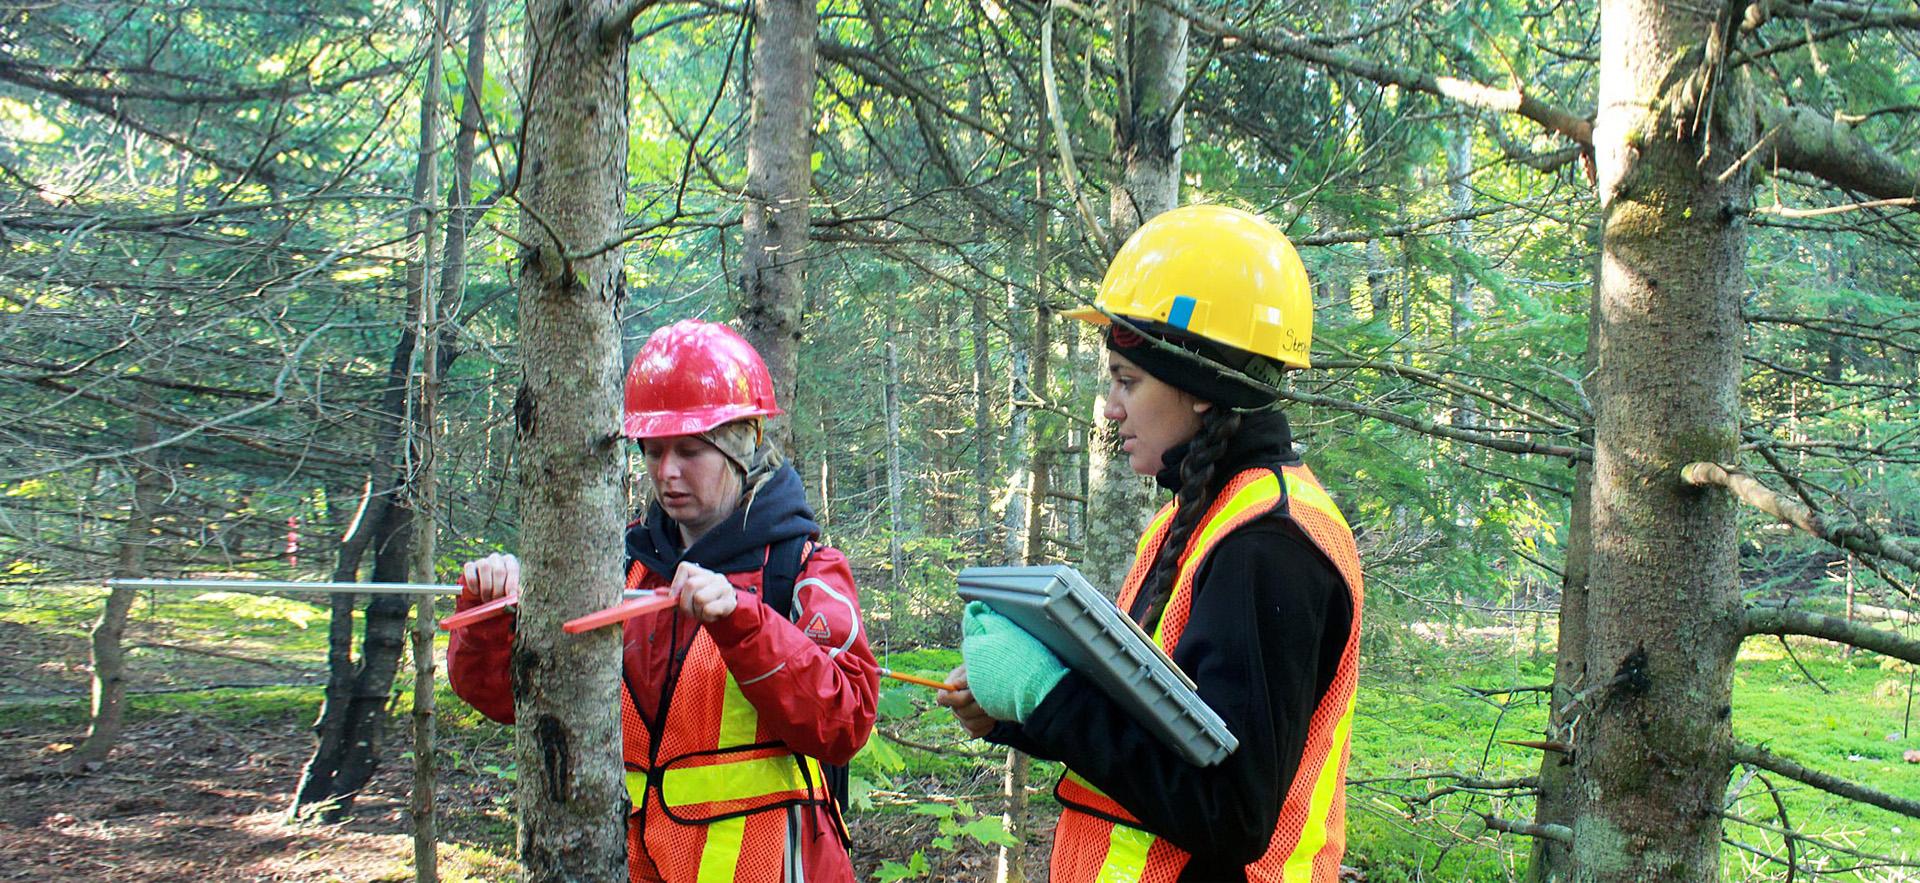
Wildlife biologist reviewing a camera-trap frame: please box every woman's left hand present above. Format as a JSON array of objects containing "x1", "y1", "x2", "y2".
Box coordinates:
[{"x1": 672, "y1": 561, "x2": 737, "y2": 623}]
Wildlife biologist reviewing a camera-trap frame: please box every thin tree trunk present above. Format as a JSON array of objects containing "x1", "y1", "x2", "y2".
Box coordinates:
[
  {"x1": 1367, "y1": 239, "x2": 1388, "y2": 321},
  {"x1": 1084, "y1": 0, "x2": 1186, "y2": 592},
  {"x1": 511, "y1": 0, "x2": 631, "y2": 874},
  {"x1": 410, "y1": 15, "x2": 486, "y2": 862},
  {"x1": 294, "y1": 6, "x2": 451, "y2": 819},
  {"x1": 972, "y1": 289, "x2": 995, "y2": 543},
  {"x1": 69, "y1": 412, "x2": 163, "y2": 770},
  {"x1": 1529, "y1": 287, "x2": 1598, "y2": 883},
  {"x1": 885, "y1": 329, "x2": 906, "y2": 608},
  {"x1": 737, "y1": 0, "x2": 818, "y2": 452},
  {"x1": 406, "y1": 0, "x2": 452, "y2": 870},
  {"x1": 1002, "y1": 301, "x2": 1057, "y2": 883},
  {"x1": 1571, "y1": 3, "x2": 1752, "y2": 878},
  {"x1": 1446, "y1": 113, "x2": 1478, "y2": 429}
]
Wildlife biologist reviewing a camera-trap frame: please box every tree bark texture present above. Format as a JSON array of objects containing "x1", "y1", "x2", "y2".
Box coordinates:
[
  {"x1": 885, "y1": 333, "x2": 906, "y2": 607},
  {"x1": 407, "y1": 0, "x2": 451, "y2": 870},
  {"x1": 1572, "y1": 2, "x2": 1752, "y2": 878},
  {"x1": 511, "y1": 0, "x2": 632, "y2": 876},
  {"x1": 70, "y1": 413, "x2": 163, "y2": 769},
  {"x1": 293, "y1": 5, "x2": 456, "y2": 808},
  {"x1": 737, "y1": 0, "x2": 818, "y2": 452},
  {"x1": 1529, "y1": 287, "x2": 1599, "y2": 883},
  {"x1": 1084, "y1": 0, "x2": 1186, "y2": 592}
]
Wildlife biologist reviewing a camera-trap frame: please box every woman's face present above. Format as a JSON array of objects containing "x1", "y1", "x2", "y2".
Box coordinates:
[
  {"x1": 1103, "y1": 350, "x2": 1209, "y2": 476},
  {"x1": 641, "y1": 434, "x2": 742, "y2": 541}
]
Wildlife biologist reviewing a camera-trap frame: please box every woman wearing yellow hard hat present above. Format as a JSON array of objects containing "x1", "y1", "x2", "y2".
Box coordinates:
[{"x1": 940, "y1": 204, "x2": 1364, "y2": 882}]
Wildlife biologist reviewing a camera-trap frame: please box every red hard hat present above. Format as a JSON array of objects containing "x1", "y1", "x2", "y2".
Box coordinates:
[{"x1": 622, "y1": 319, "x2": 782, "y2": 439}]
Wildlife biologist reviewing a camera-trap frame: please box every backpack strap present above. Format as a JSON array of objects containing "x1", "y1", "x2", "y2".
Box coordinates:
[
  {"x1": 760, "y1": 534, "x2": 811, "y2": 621},
  {"x1": 759, "y1": 534, "x2": 854, "y2": 840}
]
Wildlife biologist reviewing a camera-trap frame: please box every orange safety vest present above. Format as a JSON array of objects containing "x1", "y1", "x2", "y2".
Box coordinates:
[
  {"x1": 617, "y1": 561, "x2": 830, "y2": 883},
  {"x1": 1051, "y1": 464, "x2": 1364, "y2": 883}
]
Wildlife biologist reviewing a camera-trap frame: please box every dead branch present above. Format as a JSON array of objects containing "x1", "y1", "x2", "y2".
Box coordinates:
[
  {"x1": 1760, "y1": 101, "x2": 1920, "y2": 204},
  {"x1": 1479, "y1": 813, "x2": 1572, "y2": 843},
  {"x1": 1682, "y1": 461, "x2": 1920, "y2": 572},
  {"x1": 1162, "y1": 0, "x2": 1593, "y2": 146},
  {"x1": 1682, "y1": 462, "x2": 1823, "y2": 535},
  {"x1": 1732, "y1": 743, "x2": 1920, "y2": 820},
  {"x1": 1742, "y1": 605, "x2": 1920, "y2": 665}
]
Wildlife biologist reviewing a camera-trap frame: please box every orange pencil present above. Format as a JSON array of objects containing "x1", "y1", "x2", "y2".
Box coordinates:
[{"x1": 880, "y1": 668, "x2": 955, "y2": 691}]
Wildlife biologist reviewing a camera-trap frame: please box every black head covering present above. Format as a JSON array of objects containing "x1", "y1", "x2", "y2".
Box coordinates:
[{"x1": 1104, "y1": 319, "x2": 1283, "y2": 410}]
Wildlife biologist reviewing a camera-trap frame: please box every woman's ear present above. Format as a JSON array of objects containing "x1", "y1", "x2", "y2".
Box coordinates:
[{"x1": 1191, "y1": 398, "x2": 1213, "y2": 415}]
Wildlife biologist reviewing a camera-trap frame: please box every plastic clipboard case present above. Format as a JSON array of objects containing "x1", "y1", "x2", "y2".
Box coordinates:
[{"x1": 956, "y1": 565, "x2": 1239, "y2": 767}]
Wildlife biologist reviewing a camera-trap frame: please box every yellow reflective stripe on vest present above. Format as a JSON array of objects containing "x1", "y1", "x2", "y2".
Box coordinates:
[
  {"x1": 1136, "y1": 502, "x2": 1177, "y2": 560},
  {"x1": 1281, "y1": 471, "x2": 1349, "y2": 532},
  {"x1": 661, "y1": 752, "x2": 823, "y2": 804},
  {"x1": 1153, "y1": 473, "x2": 1282, "y2": 644},
  {"x1": 698, "y1": 815, "x2": 746, "y2": 883},
  {"x1": 719, "y1": 671, "x2": 758, "y2": 745},
  {"x1": 627, "y1": 671, "x2": 824, "y2": 810},
  {"x1": 1281, "y1": 693, "x2": 1355, "y2": 882},
  {"x1": 1097, "y1": 825, "x2": 1155, "y2": 883},
  {"x1": 625, "y1": 769, "x2": 647, "y2": 811}
]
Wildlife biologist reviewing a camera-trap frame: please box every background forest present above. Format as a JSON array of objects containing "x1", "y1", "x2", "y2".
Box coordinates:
[{"x1": 1, "y1": 0, "x2": 1917, "y2": 880}]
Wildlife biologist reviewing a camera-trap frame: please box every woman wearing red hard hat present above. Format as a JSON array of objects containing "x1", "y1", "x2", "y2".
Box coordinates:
[{"x1": 449, "y1": 319, "x2": 880, "y2": 882}]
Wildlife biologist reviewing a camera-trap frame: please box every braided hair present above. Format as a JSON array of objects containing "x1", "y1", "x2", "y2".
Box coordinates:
[{"x1": 1135, "y1": 407, "x2": 1245, "y2": 633}]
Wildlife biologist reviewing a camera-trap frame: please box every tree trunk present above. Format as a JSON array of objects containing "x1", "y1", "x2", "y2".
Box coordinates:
[
  {"x1": 511, "y1": 0, "x2": 631, "y2": 874},
  {"x1": 323, "y1": 517, "x2": 422, "y2": 818},
  {"x1": 1571, "y1": 3, "x2": 1752, "y2": 878},
  {"x1": 292, "y1": 1, "x2": 452, "y2": 810},
  {"x1": 972, "y1": 288, "x2": 995, "y2": 543},
  {"x1": 1084, "y1": 0, "x2": 1186, "y2": 592},
  {"x1": 1529, "y1": 288, "x2": 1598, "y2": 883},
  {"x1": 1003, "y1": 301, "x2": 1057, "y2": 883},
  {"x1": 407, "y1": 0, "x2": 452, "y2": 871},
  {"x1": 1446, "y1": 114, "x2": 1478, "y2": 429},
  {"x1": 737, "y1": 0, "x2": 818, "y2": 452},
  {"x1": 884, "y1": 327, "x2": 906, "y2": 611},
  {"x1": 69, "y1": 413, "x2": 163, "y2": 770}
]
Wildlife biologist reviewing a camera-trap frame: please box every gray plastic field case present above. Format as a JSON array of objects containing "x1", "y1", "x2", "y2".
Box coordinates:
[{"x1": 957, "y1": 565, "x2": 1239, "y2": 767}]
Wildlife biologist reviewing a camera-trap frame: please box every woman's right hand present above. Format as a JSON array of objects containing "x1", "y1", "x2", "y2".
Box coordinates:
[
  {"x1": 460, "y1": 552, "x2": 520, "y2": 602},
  {"x1": 935, "y1": 664, "x2": 998, "y2": 739}
]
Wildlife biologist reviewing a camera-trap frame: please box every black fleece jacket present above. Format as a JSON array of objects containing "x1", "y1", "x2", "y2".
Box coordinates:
[
  {"x1": 986, "y1": 410, "x2": 1352, "y2": 880},
  {"x1": 625, "y1": 461, "x2": 819, "y2": 579}
]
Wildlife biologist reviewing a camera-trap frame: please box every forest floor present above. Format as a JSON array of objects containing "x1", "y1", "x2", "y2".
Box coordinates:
[
  {"x1": 0, "y1": 588, "x2": 1000, "y2": 882},
  {"x1": 3, "y1": 586, "x2": 1917, "y2": 881}
]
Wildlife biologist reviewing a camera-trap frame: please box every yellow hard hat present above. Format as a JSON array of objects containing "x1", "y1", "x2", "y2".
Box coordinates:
[{"x1": 1066, "y1": 204, "x2": 1312, "y2": 369}]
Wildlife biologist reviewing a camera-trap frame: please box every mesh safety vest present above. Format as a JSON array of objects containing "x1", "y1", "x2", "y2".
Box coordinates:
[
  {"x1": 1051, "y1": 464, "x2": 1364, "y2": 883},
  {"x1": 617, "y1": 560, "x2": 830, "y2": 883}
]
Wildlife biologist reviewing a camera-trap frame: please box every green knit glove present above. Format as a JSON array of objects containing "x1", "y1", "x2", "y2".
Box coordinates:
[{"x1": 960, "y1": 601, "x2": 1067, "y2": 724}]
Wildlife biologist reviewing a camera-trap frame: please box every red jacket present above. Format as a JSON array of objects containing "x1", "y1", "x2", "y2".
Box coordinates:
[{"x1": 447, "y1": 544, "x2": 879, "y2": 882}]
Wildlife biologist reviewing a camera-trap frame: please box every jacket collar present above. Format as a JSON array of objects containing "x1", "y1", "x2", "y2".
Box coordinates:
[
  {"x1": 626, "y1": 461, "x2": 819, "y2": 577},
  {"x1": 1154, "y1": 408, "x2": 1298, "y2": 494}
]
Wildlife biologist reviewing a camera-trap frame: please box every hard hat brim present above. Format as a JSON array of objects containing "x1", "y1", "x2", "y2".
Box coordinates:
[{"x1": 1062, "y1": 306, "x2": 1110, "y2": 326}]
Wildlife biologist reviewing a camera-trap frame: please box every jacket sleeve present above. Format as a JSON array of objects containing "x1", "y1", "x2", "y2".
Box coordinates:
[
  {"x1": 704, "y1": 545, "x2": 881, "y2": 764},
  {"x1": 446, "y1": 590, "x2": 517, "y2": 725},
  {"x1": 992, "y1": 523, "x2": 1349, "y2": 865}
]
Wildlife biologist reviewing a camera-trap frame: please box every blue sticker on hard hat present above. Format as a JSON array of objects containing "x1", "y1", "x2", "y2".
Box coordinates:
[{"x1": 1167, "y1": 295, "x2": 1196, "y2": 330}]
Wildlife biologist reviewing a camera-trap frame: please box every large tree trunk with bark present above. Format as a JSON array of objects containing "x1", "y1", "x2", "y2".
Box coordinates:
[
  {"x1": 510, "y1": 0, "x2": 631, "y2": 875},
  {"x1": 69, "y1": 413, "x2": 163, "y2": 770},
  {"x1": 1571, "y1": 2, "x2": 1752, "y2": 878},
  {"x1": 1084, "y1": 0, "x2": 1186, "y2": 591},
  {"x1": 737, "y1": 0, "x2": 817, "y2": 452}
]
